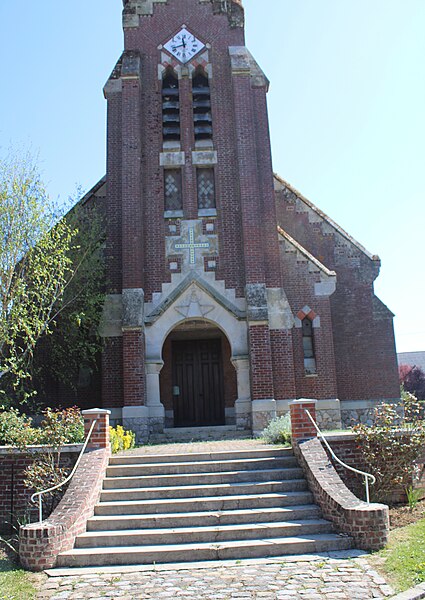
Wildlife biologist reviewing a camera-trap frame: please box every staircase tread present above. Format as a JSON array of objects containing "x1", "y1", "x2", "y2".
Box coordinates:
[
  {"x1": 89, "y1": 505, "x2": 320, "y2": 521},
  {"x1": 79, "y1": 519, "x2": 332, "y2": 538},
  {"x1": 60, "y1": 534, "x2": 351, "y2": 556},
  {"x1": 101, "y1": 480, "x2": 305, "y2": 495},
  {"x1": 107, "y1": 457, "x2": 292, "y2": 469},
  {"x1": 111, "y1": 448, "x2": 293, "y2": 460},
  {"x1": 103, "y1": 468, "x2": 302, "y2": 481},
  {"x1": 97, "y1": 491, "x2": 312, "y2": 506}
]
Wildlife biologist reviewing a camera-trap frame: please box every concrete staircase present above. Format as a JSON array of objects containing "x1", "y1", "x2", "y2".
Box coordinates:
[{"x1": 56, "y1": 447, "x2": 353, "y2": 568}]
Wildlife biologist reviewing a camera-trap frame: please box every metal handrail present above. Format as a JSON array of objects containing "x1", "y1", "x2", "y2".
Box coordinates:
[
  {"x1": 305, "y1": 409, "x2": 376, "y2": 504},
  {"x1": 31, "y1": 419, "x2": 97, "y2": 523}
]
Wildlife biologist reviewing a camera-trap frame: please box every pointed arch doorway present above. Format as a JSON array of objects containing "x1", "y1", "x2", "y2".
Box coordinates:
[{"x1": 160, "y1": 321, "x2": 237, "y2": 428}]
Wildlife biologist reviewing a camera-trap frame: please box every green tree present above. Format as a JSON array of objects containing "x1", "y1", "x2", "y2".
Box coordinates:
[
  {"x1": 0, "y1": 151, "x2": 77, "y2": 404},
  {"x1": 0, "y1": 150, "x2": 105, "y2": 407}
]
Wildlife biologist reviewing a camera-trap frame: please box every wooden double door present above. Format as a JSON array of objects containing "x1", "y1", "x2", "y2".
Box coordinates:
[{"x1": 172, "y1": 338, "x2": 225, "y2": 427}]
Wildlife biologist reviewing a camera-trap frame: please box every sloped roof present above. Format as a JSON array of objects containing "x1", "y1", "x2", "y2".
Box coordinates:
[
  {"x1": 398, "y1": 352, "x2": 425, "y2": 370},
  {"x1": 274, "y1": 174, "x2": 380, "y2": 264}
]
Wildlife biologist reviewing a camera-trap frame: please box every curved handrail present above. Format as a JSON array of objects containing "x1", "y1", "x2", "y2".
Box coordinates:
[
  {"x1": 31, "y1": 419, "x2": 97, "y2": 523},
  {"x1": 305, "y1": 409, "x2": 376, "y2": 504}
]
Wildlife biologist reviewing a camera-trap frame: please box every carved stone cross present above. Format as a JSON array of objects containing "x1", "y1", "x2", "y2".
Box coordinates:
[{"x1": 174, "y1": 227, "x2": 210, "y2": 265}]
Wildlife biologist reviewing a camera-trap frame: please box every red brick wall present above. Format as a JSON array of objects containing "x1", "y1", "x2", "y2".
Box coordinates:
[
  {"x1": 0, "y1": 449, "x2": 79, "y2": 533},
  {"x1": 19, "y1": 447, "x2": 109, "y2": 571}
]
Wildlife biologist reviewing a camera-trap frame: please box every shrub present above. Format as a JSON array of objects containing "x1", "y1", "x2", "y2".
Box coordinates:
[
  {"x1": 110, "y1": 425, "x2": 136, "y2": 454},
  {"x1": 0, "y1": 408, "x2": 41, "y2": 447},
  {"x1": 353, "y1": 396, "x2": 425, "y2": 504},
  {"x1": 262, "y1": 414, "x2": 292, "y2": 446},
  {"x1": 0, "y1": 406, "x2": 84, "y2": 448},
  {"x1": 36, "y1": 407, "x2": 84, "y2": 445}
]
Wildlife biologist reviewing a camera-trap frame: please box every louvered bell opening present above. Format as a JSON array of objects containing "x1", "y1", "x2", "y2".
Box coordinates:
[
  {"x1": 162, "y1": 72, "x2": 180, "y2": 143},
  {"x1": 163, "y1": 114, "x2": 181, "y2": 123},
  {"x1": 194, "y1": 125, "x2": 213, "y2": 139},
  {"x1": 162, "y1": 100, "x2": 180, "y2": 111},
  {"x1": 192, "y1": 87, "x2": 211, "y2": 96},
  {"x1": 194, "y1": 113, "x2": 212, "y2": 123},
  {"x1": 162, "y1": 87, "x2": 179, "y2": 97},
  {"x1": 163, "y1": 126, "x2": 181, "y2": 140},
  {"x1": 193, "y1": 99, "x2": 211, "y2": 110}
]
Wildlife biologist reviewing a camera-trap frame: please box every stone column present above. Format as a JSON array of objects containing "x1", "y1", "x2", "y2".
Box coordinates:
[
  {"x1": 290, "y1": 399, "x2": 318, "y2": 442},
  {"x1": 232, "y1": 356, "x2": 252, "y2": 430},
  {"x1": 82, "y1": 409, "x2": 111, "y2": 450},
  {"x1": 146, "y1": 360, "x2": 165, "y2": 433}
]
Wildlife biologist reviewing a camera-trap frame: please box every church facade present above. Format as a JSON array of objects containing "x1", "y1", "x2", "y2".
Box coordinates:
[{"x1": 85, "y1": 0, "x2": 400, "y2": 441}]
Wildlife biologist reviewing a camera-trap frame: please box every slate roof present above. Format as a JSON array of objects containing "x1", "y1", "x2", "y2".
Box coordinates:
[{"x1": 398, "y1": 352, "x2": 425, "y2": 371}]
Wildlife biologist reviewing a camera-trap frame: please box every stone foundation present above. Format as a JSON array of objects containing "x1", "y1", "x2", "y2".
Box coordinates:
[
  {"x1": 341, "y1": 398, "x2": 401, "y2": 427},
  {"x1": 277, "y1": 399, "x2": 342, "y2": 431}
]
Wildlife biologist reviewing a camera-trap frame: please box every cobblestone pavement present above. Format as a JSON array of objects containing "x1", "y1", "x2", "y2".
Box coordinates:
[{"x1": 38, "y1": 555, "x2": 394, "y2": 600}]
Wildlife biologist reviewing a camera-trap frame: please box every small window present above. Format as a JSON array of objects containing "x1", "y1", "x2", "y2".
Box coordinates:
[
  {"x1": 162, "y1": 71, "x2": 180, "y2": 144},
  {"x1": 197, "y1": 169, "x2": 215, "y2": 210},
  {"x1": 302, "y1": 317, "x2": 317, "y2": 374},
  {"x1": 192, "y1": 71, "x2": 212, "y2": 142},
  {"x1": 164, "y1": 169, "x2": 183, "y2": 211}
]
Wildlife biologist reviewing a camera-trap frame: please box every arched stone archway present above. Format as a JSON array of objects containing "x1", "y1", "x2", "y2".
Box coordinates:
[{"x1": 144, "y1": 282, "x2": 252, "y2": 432}]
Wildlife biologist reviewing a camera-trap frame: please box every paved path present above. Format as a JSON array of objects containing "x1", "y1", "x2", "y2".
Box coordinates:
[{"x1": 38, "y1": 554, "x2": 394, "y2": 600}]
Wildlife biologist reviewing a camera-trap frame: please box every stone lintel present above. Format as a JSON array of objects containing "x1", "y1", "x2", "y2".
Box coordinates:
[
  {"x1": 192, "y1": 150, "x2": 218, "y2": 166},
  {"x1": 160, "y1": 151, "x2": 185, "y2": 167}
]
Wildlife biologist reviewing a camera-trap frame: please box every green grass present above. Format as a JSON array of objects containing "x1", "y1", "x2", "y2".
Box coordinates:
[
  {"x1": 375, "y1": 518, "x2": 425, "y2": 591},
  {"x1": 0, "y1": 551, "x2": 38, "y2": 600}
]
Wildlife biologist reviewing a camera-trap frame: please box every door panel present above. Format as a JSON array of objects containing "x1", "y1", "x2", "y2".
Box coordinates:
[{"x1": 172, "y1": 339, "x2": 225, "y2": 427}]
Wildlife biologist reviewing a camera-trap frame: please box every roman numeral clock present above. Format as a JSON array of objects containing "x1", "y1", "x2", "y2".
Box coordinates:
[{"x1": 163, "y1": 28, "x2": 205, "y2": 63}]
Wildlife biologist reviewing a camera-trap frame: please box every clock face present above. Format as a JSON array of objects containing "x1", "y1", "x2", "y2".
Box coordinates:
[{"x1": 164, "y1": 28, "x2": 205, "y2": 64}]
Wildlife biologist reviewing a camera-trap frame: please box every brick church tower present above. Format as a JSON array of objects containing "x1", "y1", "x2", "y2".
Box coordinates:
[{"x1": 98, "y1": 0, "x2": 400, "y2": 441}]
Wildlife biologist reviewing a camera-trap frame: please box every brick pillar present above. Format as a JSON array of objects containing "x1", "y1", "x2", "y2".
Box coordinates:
[
  {"x1": 290, "y1": 400, "x2": 318, "y2": 441},
  {"x1": 82, "y1": 409, "x2": 111, "y2": 450}
]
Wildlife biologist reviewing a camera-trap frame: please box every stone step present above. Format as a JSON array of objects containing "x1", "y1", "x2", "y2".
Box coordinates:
[
  {"x1": 100, "y1": 480, "x2": 308, "y2": 502},
  {"x1": 76, "y1": 519, "x2": 334, "y2": 548},
  {"x1": 109, "y1": 447, "x2": 294, "y2": 466},
  {"x1": 87, "y1": 505, "x2": 322, "y2": 531},
  {"x1": 102, "y1": 468, "x2": 305, "y2": 489},
  {"x1": 57, "y1": 534, "x2": 353, "y2": 567},
  {"x1": 106, "y1": 456, "x2": 298, "y2": 477},
  {"x1": 94, "y1": 491, "x2": 314, "y2": 516},
  {"x1": 149, "y1": 427, "x2": 250, "y2": 443}
]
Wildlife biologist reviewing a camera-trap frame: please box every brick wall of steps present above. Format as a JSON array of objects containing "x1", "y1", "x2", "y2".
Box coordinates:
[{"x1": 56, "y1": 447, "x2": 353, "y2": 568}]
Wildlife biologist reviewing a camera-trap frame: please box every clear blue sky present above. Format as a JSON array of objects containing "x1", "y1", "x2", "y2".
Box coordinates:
[{"x1": 0, "y1": 0, "x2": 424, "y2": 353}]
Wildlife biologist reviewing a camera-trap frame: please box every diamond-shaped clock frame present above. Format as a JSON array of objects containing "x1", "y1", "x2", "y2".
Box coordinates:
[{"x1": 163, "y1": 28, "x2": 205, "y2": 64}]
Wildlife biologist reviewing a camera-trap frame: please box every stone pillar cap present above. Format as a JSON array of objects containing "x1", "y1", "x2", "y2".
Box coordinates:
[{"x1": 82, "y1": 409, "x2": 112, "y2": 415}]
